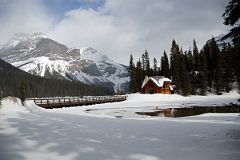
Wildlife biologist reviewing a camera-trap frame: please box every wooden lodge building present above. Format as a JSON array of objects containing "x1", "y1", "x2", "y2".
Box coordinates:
[{"x1": 141, "y1": 76, "x2": 174, "y2": 94}]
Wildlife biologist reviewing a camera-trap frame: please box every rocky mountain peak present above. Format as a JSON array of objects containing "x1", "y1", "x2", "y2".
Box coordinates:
[
  {"x1": 4, "y1": 32, "x2": 46, "y2": 48},
  {"x1": 30, "y1": 32, "x2": 46, "y2": 39},
  {"x1": 0, "y1": 33, "x2": 129, "y2": 93}
]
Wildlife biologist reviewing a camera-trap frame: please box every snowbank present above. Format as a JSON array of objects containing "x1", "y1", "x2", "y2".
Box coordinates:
[
  {"x1": 0, "y1": 97, "x2": 29, "y2": 115},
  {"x1": 128, "y1": 90, "x2": 239, "y2": 103},
  {"x1": 24, "y1": 100, "x2": 47, "y2": 112}
]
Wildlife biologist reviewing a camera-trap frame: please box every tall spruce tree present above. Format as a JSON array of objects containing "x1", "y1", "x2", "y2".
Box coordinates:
[
  {"x1": 193, "y1": 39, "x2": 200, "y2": 71},
  {"x1": 192, "y1": 40, "x2": 201, "y2": 94},
  {"x1": 202, "y1": 42, "x2": 214, "y2": 91},
  {"x1": 160, "y1": 56, "x2": 164, "y2": 75},
  {"x1": 161, "y1": 51, "x2": 170, "y2": 78},
  {"x1": 144, "y1": 50, "x2": 151, "y2": 76},
  {"x1": 136, "y1": 60, "x2": 143, "y2": 92},
  {"x1": 141, "y1": 50, "x2": 151, "y2": 77},
  {"x1": 222, "y1": 0, "x2": 240, "y2": 90},
  {"x1": 128, "y1": 54, "x2": 136, "y2": 93},
  {"x1": 208, "y1": 37, "x2": 224, "y2": 94},
  {"x1": 19, "y1": 80, "x2": 26, "y2": 105},
  {"x1": 185, "y1": 49, "x2": 195, "y2": 94},
  {"x1": 153, "y1": 57, "x2": 158, "y2": 75},
  {"x1": 141, "y1": 53, "x2": 146, "y2": 78},
  {"x1": 199, "y1": 50, "x2": 208, "y2": 95},
  {"x1": 215, "y1": 51, "x2": 225, "y2": 95},
  {"x1": 180, "y1": 50, "x2": 191, "y2": 96},
  {"x1": 170, "y1": 39, "x2": 181, "y2": 93},
  {"x1": 222, "y1": 0, "x2": 240, "y2": 45},
  {"x1": 222, "y1": 43, "x2": 234, "y2": 92},
  {"x1": 233, "y1": 45, "x2": 240, "y2": 90},
  {"x1": 207, "y1": 38, "x2": 219, "y2": 91},
  {"x1": 0, "y1": 89, "x2": 3, "y2": 105},
  {"x1": 186, "y1": 49, "x2": 194, "y2": 72}
]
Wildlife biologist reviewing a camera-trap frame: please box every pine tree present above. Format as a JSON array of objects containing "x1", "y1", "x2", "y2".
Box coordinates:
[
  {"x1": 135, "y1": 60, "x2": 143, "y2": 92},
  {"x1": 160, "y1": 56, "x2": 164, "y2": 75},
  {"x1": 202, "y1": 42, "x2": 213, "y2": 91},
  {"x1": 207, "y1": 37, "x2": 219, "y2": 92},
  {"x1": 185, "y1": 49, "x2": 195, "y2": 94},
  {"x1": 222, "y1": 0, "x2": 240, "y2": 45},
  {"x1": 0, "y1": 89, "x2": 3, "y2": 105},
  {"x1": 170, "y1": 39, "x2": 181, "y2": 93},
  {"x1": 19, "y1": 80, "x2": 26, "y2": 105},
  {"x1": 222, "y1": 0, "x2": 240, "y2": 90},
  {"x1": 141, "y1": 53, "x2": 146, "y2": 77},
  {"x1": 170, "y1": 40, "x2": 177, "y2": 77},
  {"x1": 186, "y1": 49, "x2": 193, "y2": 72},
  {"x1": 153, "y1": 57, "x2": 158, "y2": 75},
  {"x1": 233, "y1": 45, "x2": 240, "y2": 90},
  {"x1": 180, "y1": 51, "x2": 191, "y2": 96},
  {"x1": 193, "y1": 39, "x2": 200, "y2": 71},
  {"x1": 191, "y1": 39, "x2": 201, "y2": 94},
  {"x1": 128, "y1": 54, "x2": 136, "y2": 93},
  {"x1": 144, "y1": 50, "x2": 151, "y2": 76},
  {"x1": 222, "y1": 43, "x2": 234, "y2": 92},
  {"x1": 199, "y1": 50, "x2": 208, "y2": 95},
  {"x1": 161, "y1": 51, "x2": 170, "y2": 78},
  {"x1": 208, "y1": 38, "x2": 224, "y2": 94},
  {"x1": 215, "y1": 52, "x2": 225, "y2": 95}
]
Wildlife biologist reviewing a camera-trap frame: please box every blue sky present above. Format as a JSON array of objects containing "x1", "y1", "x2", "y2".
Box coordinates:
[
  {"x1": 0, "y1": 0, "x2": 229, "y2": 64},
  {"x1": 42, "y1": 0, "x2": 105, "y2": 21}
]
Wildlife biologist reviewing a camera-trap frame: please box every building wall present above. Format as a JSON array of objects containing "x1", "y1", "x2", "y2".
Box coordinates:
[
  {"x1": 143, "y1": 80, "x2": 171, "y2": 94},
  {"x1": 162, "y1": 82, "x2": 172, "y2": 94}
]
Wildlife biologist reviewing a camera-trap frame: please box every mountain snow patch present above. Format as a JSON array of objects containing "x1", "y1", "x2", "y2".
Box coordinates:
[{"x1": 0, "y1": 33, "x2": 129, "y2": 93}]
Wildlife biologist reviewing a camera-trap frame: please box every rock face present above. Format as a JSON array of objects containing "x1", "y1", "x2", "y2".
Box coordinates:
[{"x1": 0, "y1": 33, "x2": 129, "y2": 93}]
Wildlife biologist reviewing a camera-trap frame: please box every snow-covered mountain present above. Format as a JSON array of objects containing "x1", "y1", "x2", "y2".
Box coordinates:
[{"x1": 0, "y1": 33, "x2": 129, "y2": 93}]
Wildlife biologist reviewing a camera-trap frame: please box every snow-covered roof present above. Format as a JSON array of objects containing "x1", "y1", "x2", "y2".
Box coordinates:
[{"x1": 141, "y1": 76, "x2": 171, "y2": 88}]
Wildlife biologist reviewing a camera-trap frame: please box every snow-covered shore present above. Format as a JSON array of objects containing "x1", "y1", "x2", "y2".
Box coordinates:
[
  {"x1": 49, "y1": 90, "x2": 240, "y2": 119},
  {"x1": 0, "y1": 92, "x2": 239, "y2": 160}
]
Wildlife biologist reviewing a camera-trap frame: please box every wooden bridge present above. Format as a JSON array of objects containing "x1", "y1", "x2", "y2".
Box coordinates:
[{"x1": 30, "y1": 95, "x2": 127, "y2": 109}]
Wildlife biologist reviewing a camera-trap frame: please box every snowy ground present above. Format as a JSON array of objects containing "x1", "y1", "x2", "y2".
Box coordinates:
[{"x1": 0, "y1": 92, "x2": 240, "y2": 160}]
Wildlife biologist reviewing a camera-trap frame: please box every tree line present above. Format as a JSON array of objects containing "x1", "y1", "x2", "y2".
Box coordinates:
[
  {"x1": 128, "y1": 38, "x2": 239, "y2": 96},
  {"x1": 0, "y1": 59, "x2": 113, "y2": 100}
]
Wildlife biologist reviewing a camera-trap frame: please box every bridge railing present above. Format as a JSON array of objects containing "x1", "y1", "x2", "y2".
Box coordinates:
[{"x1": 28, "y1": 95, "x2": 127, "y2": 108}]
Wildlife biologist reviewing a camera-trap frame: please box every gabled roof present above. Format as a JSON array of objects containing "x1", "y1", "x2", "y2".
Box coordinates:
[{"x1": 141, "y1": 76, "x2": 171, "y2": 88}]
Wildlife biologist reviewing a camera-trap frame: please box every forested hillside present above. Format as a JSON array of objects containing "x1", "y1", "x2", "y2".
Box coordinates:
[{"x1": 0, "y1": 59, "x2": 112, "y2": 98}]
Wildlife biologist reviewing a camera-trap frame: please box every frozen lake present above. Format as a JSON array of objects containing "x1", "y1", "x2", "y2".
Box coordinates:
[{"x1": 0, "y1": 92, "x2": 240, "y2": 160}]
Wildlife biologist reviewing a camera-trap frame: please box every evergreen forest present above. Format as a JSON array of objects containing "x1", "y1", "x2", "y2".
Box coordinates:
[
  {"x1": 128, "y1": 38, "x2": 239, "y2": 96},
  {"x1": 0, "y1": 59, "x2": 113, "y2": 99}
]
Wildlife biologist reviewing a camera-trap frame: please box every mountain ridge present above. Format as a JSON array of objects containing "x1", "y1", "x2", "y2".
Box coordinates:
[{"x1": 0, "y1": 33, "x2": 129, "y2": 93}]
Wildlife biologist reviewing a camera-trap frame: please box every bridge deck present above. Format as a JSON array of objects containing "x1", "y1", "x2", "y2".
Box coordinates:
[{"x1": 30, "y1": 95, "x2": 127, "y2": 109}]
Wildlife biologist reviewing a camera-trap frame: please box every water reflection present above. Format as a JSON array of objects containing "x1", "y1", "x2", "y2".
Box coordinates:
[{"x1": 136, "y1": 105, "x2": 240, "y2": 117}]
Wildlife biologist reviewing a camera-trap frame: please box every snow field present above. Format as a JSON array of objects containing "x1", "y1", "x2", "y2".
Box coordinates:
[{"x1": 0, "y1": 93, "x2": 239, "y2": 160}]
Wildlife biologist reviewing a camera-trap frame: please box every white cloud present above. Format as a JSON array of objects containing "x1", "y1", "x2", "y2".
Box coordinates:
[
  {"x1": 48, "y1": 7, "x2": 142, "y2": 64},
  {"x1": 0, "y1": 0, "x2": 54, "y2": 45},
  {"x1": 49, "y1": 0, "x2": 229, "y2": 64},
  {"x1": 0, "y1": 0, "x2": 229, "y2": 65}
]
